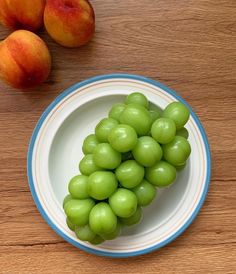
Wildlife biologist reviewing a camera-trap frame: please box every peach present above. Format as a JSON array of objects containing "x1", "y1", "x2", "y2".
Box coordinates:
[
  {"x1": 0, "y1": 30, "x2": 51, "y2": 89},
  {"x1": 0, "y1": 0, "x2": 45, "y2": 31},
  {"x1": 44, "y1": 0, "x2": 95, "y2": 48}
]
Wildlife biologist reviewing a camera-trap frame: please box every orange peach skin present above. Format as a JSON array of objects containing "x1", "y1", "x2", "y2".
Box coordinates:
[
  {"x1": 0, "y1": 30, "x2": 51, "y2": 89},
  {"x1": 44, "y1": 0, "x2": 95, "y2": 48},
  {"x1": 0, "y1": 0, "x2": 46, "y2": 31}
]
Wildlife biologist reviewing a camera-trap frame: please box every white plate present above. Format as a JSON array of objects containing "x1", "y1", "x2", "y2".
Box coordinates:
[{"x1": 27, "y1": 74, "x2": 211, "y2": 257}]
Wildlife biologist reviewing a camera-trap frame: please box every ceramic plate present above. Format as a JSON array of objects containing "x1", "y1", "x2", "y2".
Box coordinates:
[{"x1": 27, "y1": 74, "x2": 211, "y2": 257}]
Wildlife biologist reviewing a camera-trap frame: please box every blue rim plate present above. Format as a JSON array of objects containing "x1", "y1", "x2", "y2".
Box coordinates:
[{"x1": 27, "y1": 73, "x2": 211, "y2": 258}]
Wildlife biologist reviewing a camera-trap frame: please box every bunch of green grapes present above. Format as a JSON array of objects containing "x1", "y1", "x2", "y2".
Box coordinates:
[{"x1": 63, "y1": 92, "x2": 191, "y2": 245}]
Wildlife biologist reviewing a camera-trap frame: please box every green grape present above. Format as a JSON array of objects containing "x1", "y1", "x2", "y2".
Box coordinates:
[
  {"x1": 79, "y1": 154, "x2": 103, "y2": 176},
  {"x1": 108, "y1": 124, "x2": 138, "y2": 153},
  {"x1": 120, "y1": 207, "x2": 143, "y2": 226},
  {"x1": 63, "y1": 194, "x2": 72, "y2": 209},
  {"x1": 151, "y1": 118, "x2": 176, "y2": 144},
  {"x1": 95, "y1": 118, "x2": 119, "y2": 142},
  {"x1": 100, "y1": 221, "x2": 121, "y2": 240},
  {"x1": 119, "y1": 104, "x2": 152, "y2": 136},
  {"x1": 89, "y1": 202, "x2": 117, "y2": 235},
  {"x1": 109, "y1": 188, "x2": 137, "y2": 218},
  {"x1": 175, "y1": 162, "x2": 187, "y2": 171},
  {"x1": 163, "y1": 102, "x2": 190, "y2": 130},
  {"x1": 149, "y1": 109, "x2": 161, "y2": 123},
  {"x1": 93, "y1": 143, "x2": 121, "y2": 169},
  {"x1": 89, "y1": 235, "x2": 104, "y2": 245},
  {"x1": 162, "y1": 136, "x2": 191, "y2": 166},
  {"x1": 64, "y1": 199, "x2": 95, "y2": 226},
  {"x1": 146, "y1": 161, "x2": 177, "y2": 187},
  {"x1": 150, "y1": 104, "x2": 163, "y2": 115},
  {"x1": 132, "y1": 136, "x2": 163, "y2": 167},
  {"x1": 66, "y1": 217, "x2": 75, "y2": 231},
  {"x1": 115, "y1": 160, "x2": 144, "y2": 188},
  {"x1": 125, "y1": 92, "x2": 149, "y2": 108},
  {"x1": 176, "y1": 127, "x2": 189, "y2": 139},
  {"x1": 88, "y1": 171, "x2": 118, "y2": 200},
  {"x1": 68, "y1": 175, "x2": 89, "y2": 199},
  {"x1": 75, "y1": 225, "x2": 96, "y2": 242},
  {"x1": 132, "y1": 179, "x2": 156, "y2": 206},
  {"x1": 108, "y1": 103, "x2": 126, "y2": 121},
  {"x1": 82, "y1": 134, "x2": 99, "y2": 154},
  {"x1": 121, "y1": 151, "x2": 133, "y2": 161}
]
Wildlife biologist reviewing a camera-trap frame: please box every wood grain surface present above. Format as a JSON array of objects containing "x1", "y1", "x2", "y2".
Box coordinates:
[{"x1": 1, "y1": 0, "x2": 236, "y2": 273}]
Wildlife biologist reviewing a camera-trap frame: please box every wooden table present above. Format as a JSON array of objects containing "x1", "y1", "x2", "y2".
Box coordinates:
[{"x1": 1, "y1": 1, "x2": 236, "y2": 273}]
